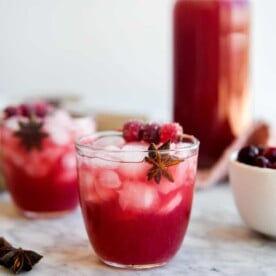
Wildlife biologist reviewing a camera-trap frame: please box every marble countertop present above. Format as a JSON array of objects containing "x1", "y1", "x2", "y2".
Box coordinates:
[{"x1": 1, "y1": 184, "x2": 276, "y2": 276}]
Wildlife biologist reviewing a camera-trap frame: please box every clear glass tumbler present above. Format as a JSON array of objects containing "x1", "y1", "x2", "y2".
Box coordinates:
[
  {"x1": 75, "y1": 131, "x2": 199, "y2": 269},
  {"x1": 1, "y1": 102, "x2": 95, "y2": 218}
]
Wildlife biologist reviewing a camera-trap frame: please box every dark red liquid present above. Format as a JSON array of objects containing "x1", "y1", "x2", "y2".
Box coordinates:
[
  {"x1": 80, "y1": 184, "x2": 193, "y2": 265},
  {"x1": 173, "y1": 0, "x2": 250, "y2": 167},
  {"x1": 2, "y1": 128, "x2": 79, "y2": 214},
  {"x1": 4, "y1": 156, "x2": 78, "y2": 213}
]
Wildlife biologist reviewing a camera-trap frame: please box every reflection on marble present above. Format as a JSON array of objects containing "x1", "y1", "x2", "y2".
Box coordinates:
[{"x1": 1, "y1": 185, "x2": 276, "y2": 275}]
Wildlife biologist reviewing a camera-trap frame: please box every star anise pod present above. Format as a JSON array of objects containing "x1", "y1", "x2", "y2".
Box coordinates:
[
  {"x1": 145, "y1": 140, "x2": 183, "y2": 184},
  {"x1": 13, "y1": 115, "x2": 48, "y2": 152},
  {"x1": 0, "y1": 237, "x2": 13, "y2": 258},
  {"x1": 0, "y1": 237, "x2": 43, "y2": 274}
]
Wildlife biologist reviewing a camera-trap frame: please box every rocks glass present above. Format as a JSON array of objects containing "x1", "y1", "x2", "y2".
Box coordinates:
[{"x1": 75, "y1": 131, "x2": 199, "y2": 268}]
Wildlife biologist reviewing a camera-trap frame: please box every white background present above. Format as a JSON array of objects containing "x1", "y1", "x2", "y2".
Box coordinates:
[{"x1": 0, "y1": 0, "x2": 275, "y2": 124}]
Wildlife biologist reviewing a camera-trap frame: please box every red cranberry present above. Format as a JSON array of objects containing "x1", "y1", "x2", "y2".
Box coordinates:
[
  {"x1": 122, "y1": 120, "x2": 145, "y2": 142},
  {"x1": 159, "y1": 123, "x2": 183, "y2": 143},
  {"x1": 18, "y1": 103, "x2": 34, "y2": 118},
  {"x1": 263, "y1": 147, "x2": 276, "y2": 163},
  {"x1": 237, "y1": 145, "x2": 260, "y2": 165},
  {"x1": 142, "y1": 123, "x2": 161, "y2": 144},
  {"x1": 34, "y1": 102, "x2": 52, "y2": 118},
  {"x1": 3, "y1": 106, "x2": 18, "y2": 118},
  {"x1": 253, "y1": 156, "x2": 270, "y2": 168}
]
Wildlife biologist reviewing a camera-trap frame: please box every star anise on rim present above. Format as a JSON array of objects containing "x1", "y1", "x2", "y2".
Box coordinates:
[
  {"x1": 13, "y1": 115, "x2": 48, "y2": 152},
  {"x1": 0, "y1": 237, "x2": 43, "y2": 274},
  {"x1": 145, "y1": 140, "x2": 184, "y2": 184}
]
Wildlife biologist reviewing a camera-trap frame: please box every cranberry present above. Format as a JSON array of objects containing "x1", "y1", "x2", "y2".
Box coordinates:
[
  {"x1": 18, "y1": 103, "x2": 34, "y2": 118},
  {"x1": 159, "y1": 123, "x2": 183, "y2": 143},
  {"x1": 3, "y1": 106, "x2": 18, "y2": 118},
  {"x1": 142, "y1": 123, "x2": 161, "y2": 144},
  {"x1": 122, "y1": 120, "x2": 145, "y2": 142},
  {"x1": 237, "y1": 145, "x2": 260, "y2": 165},
  {"x1": 34, "y1": 102, "x2": 51, "y2": 118},
  {"x1": 253, "y1": 156, "x2": 270, "y2": 168},
  {"x1": 263, "y1": 147, "x2": 276, "y2": 163}
]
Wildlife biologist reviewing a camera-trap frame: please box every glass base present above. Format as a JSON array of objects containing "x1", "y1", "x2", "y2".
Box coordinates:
[
  {"x1": 101, "y1": 259, "x2": 167, "y2": 270},
  {"x1": 20, "y1": 209, "x2": 74, "y2": 219}
]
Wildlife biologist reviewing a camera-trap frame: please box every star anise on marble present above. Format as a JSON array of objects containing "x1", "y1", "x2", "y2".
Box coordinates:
[
  {"x1": 13, "y1": 115, "x2": 48, "y2": 152},
  {"x1": 0, "y1": 237, "x2": 43, "y2": 274},
  {"x1": 145, "y1": 140, "x2": 184, "y2": 184},
  {"x1": 0, "y1": 237, "x2": 13, "y2": 258}
]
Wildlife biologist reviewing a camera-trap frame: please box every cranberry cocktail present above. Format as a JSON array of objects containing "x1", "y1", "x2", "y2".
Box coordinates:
[
  {"x1": 1, "y1": 102, "x2": 91, "y2": 217},
  {"x1": 76, "y1": 121, "x2": 199, "y2": 268}
]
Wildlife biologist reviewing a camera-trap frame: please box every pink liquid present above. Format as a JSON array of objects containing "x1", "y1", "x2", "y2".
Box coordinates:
[
  {"x1": 173, "y1": 0, "x2": 250, "y2": 167},
  {"x1": 77, "y1": 141, "x2": 198, "y2": 266},
  {"x1": 1, "y1": 116, "x2": 79, "y2": 214}
]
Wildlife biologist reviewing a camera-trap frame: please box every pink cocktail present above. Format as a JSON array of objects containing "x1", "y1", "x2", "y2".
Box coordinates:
[
  {"x1": 76, "y1": 123, "x2": 199, "y2": 268},
  {"x1": 1, "y1": 102, "x2": 95, "y2": 217}
]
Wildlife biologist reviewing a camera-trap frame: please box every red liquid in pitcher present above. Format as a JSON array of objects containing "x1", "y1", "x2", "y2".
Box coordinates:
[{"x1": 173, "y1": 0, "x2": 250, "y2": 167}]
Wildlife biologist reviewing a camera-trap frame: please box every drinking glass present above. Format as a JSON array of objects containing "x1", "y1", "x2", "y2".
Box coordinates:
[
  {"x1": 75, "y1": 131, "x2": 199, "y2": 268},
  {"x1": 1, "y1": 103, "x2": 95, "y2": 218}
]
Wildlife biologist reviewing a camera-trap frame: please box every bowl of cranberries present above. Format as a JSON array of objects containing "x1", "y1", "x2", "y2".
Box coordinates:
[{"x1": 229, "y1": 145, "x2": 276, "y2": 238}]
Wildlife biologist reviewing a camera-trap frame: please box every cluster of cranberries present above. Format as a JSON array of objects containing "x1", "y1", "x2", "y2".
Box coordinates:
[
  {"x1": 3, "y1": 101, "x2": 53, "y2": 120},
  {"x1": 122, "y1": 120, "x2": 183, "y2": 144},
  {"x1": 237, "y1": 145, "x2": 276, "y2": 169}
]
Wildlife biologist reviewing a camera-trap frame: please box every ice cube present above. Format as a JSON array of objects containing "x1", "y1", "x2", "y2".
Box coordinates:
[
  {"x1": 89, "y1": 155, "x2": 119, "y2": 169},
  {"x1": 119, "y1": 143, "x2": 148, "y2": 162},
  {"x1": 95, "y1": 181, "x2": 117, "y2": 201},
  {"x1": 86, "y1": 186, "x2": 101, "y2": 203},
  {"x1": 119, "y1": 181, "x2": 160, "y2": 213},
  {"x1": 78, "y1": 169, "x2": 95, "y2": 188},
  {"x1": 3, "y1": 117, "x2": 20, "y2": 131},
  {"x1": 56, "y1": 167, "x2": 77, "y2": 183},
  {"x1": 175, "y1": 156, "x2": 197, "y2": 185},
  {"x1": 49, "y1": 127, "x2": 72, "y2": 146},
  {"x1": 118, "y1": 162, "x2": 150, "y2": 181},
  {"x1": 156, "y1": 157, "x2": 196, "y2": 194},
  {"x1": 98, "y1": 170, "x2": 122, "y2": 189},
  {"x1": 93, "y1": 136, "x2": 125, "y2": 149},
  {"x1": 157, "y1": 179, "x2": 177, "y2": 194},
  {"x1": 44, "y1": 110, "x2": 74, "y2": 146},
  {"x1": 158, "y1": 192, "x2": 182, "y2": 214},
  {"x1": 156, "y1": 165, "x2": 183, "y2": 194},
  {"x1": 78, "y1": 169, "x2": 101, "y2": 203},
  {"x1": 103, "y1": 145, "x2": 122, "y2": 162},
  {"x1": 61, "y1": 152, "x2": 77, "y2": 169},
  {"x1": 47, "y1": 110, "x2": 73, "y2": 128},
  {"x1": 24, "y1": 146, "x2": 68, "y2": 177}
]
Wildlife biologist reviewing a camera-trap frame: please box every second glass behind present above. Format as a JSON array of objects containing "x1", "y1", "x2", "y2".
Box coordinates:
[{"x1": 1, "y1": 101, "x2": 95, "y2": 218}]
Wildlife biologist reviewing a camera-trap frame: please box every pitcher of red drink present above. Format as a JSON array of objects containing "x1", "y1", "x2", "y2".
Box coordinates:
[{"x1": 173, "y1": 0, "x2": 251, "y2": 168}]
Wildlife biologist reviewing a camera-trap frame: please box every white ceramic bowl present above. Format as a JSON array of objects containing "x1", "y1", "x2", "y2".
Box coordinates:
[{"x1": 229, "y1": 152, "x2": 276, "y2": 238}]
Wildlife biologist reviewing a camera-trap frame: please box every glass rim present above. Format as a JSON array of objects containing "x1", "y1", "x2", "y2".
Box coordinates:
[{"x1": 75, "y1": 131, "x2": 200, "y2": 155}]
